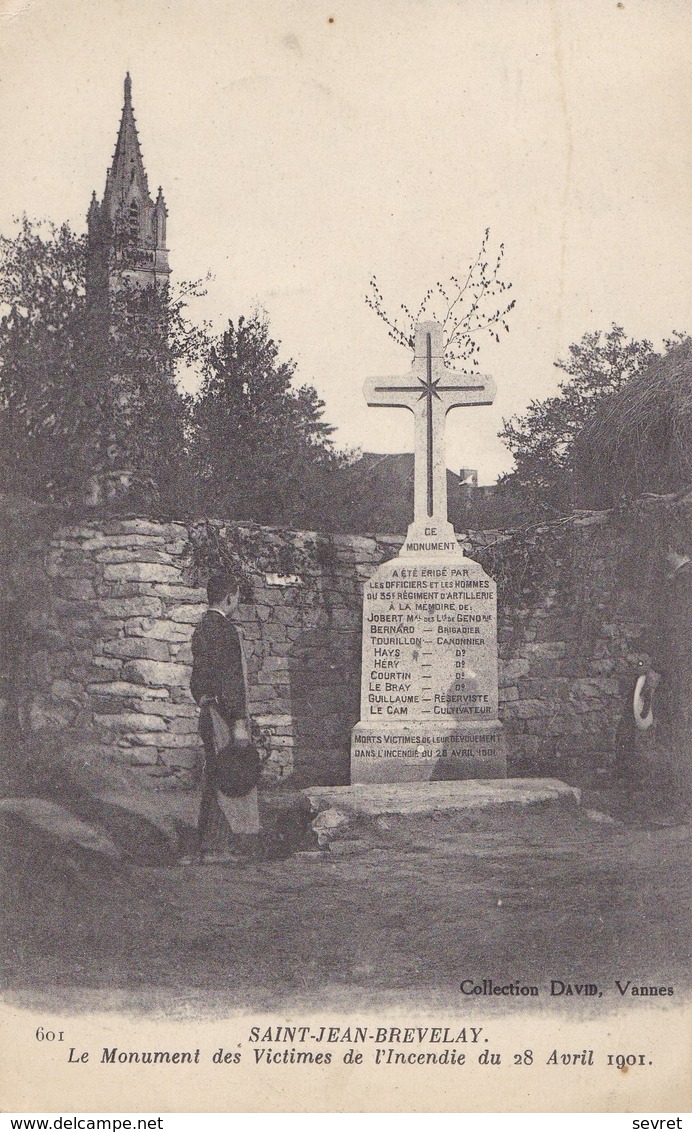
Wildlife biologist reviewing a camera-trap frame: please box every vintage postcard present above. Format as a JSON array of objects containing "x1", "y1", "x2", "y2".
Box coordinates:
[{"x1": 0, "y1": 0, "x2": 690, "y2": 1115}]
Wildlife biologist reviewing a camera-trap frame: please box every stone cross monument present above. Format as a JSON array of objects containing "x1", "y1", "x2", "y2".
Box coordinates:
[
  {"x1": 351, "y1": 320, "x2": 508, "y2": 783},
  {"x1": 365, "y1": 321, "x2": 496, "y2": 554}
]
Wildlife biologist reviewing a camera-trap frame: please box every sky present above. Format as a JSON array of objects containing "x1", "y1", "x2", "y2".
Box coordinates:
[{"x1": 1, "y1": 0, "x2": 690, "y2": 482}]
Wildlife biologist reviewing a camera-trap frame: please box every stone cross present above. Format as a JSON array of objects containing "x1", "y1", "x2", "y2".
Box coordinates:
[{"x1": 365, "y1": 320, "x2": 496, "y2": 529}]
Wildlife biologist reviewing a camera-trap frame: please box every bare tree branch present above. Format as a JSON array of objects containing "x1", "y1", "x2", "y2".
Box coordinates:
[{"x1": 365, "y1": 230, "x2": 515, "y2": 368}]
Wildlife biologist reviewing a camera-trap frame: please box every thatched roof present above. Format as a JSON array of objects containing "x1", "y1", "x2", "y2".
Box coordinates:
[{"x1": 572, "y1": 340, "x2": 692, "y2": 507}]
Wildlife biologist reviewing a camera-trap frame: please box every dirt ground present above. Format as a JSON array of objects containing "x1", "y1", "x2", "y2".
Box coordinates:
[{"x1": 1, "y1": 785, "x2": 690, "y2": 1018}]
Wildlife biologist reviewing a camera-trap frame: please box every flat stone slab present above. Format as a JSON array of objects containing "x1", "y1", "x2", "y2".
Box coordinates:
[
  {"x1": 304, "y1": 777, "x2": 581, "y2": 818},
  {"x1": 303, "y1": 778, "x2": 582, "y2": 849},
  {"x1": 0, "y1": 798, "x2": 122, "y2": 858}
]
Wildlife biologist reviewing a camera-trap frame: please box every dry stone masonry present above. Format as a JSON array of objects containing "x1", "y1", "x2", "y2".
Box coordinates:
[
  {"x1": 6, "y1": 496, "x2": 687, "y2": 794},
  {"x1": 15, "y1": 516, "x2": 398, "y2": 791},
  {"x1": 37, "y1": 518, "x2": 204, "y2": 790}
]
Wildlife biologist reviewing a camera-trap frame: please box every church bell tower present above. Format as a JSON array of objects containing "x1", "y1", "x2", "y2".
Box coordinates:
[{"x1": 87, "y1": 73, "x2": 170, "y2": 305}]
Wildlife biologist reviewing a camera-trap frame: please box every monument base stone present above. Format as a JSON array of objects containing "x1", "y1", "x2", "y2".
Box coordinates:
[
  {"x1": 303, "y1": 778, "x2": 582, "y2": 851},
  {"x1": 351, "y1": 720, "x2": 508, "y2": 784}
]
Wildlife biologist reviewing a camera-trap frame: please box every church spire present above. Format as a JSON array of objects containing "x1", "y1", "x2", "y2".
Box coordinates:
[
  {"x1": 104, "y1": 72, "x2": 150, "y2": 213},
  {"x1": 87, "y1": 73, "x2": 170, "y2": 302}
]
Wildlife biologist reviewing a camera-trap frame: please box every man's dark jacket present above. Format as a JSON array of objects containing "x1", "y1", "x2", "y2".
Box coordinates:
[{"x1": 190, "y1": 610, "x2": 247, "y2": 723}]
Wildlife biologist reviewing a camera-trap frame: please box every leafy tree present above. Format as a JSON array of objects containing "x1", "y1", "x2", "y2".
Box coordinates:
[
  {"x1": 191, "y1": 312, "x2": 347, "y2": 527},
  {"x1": 498, "y1": 324, "x2": 690, "y2": 519},
  {"x1": 0, "y1": 216, "x2": 198, "y2": 505},
  {"x1": 0, "y1": 218, "x2": 349, "y2": 526},
  {"x1": 0, "y1": 218, "x2": 90, "y2": 496},
  {"x1": 95, "y1": 280, "x2": 203, "y2": 508},
  {"x1": 365, "y1": 229, "x2": 515, "y2": 367}
]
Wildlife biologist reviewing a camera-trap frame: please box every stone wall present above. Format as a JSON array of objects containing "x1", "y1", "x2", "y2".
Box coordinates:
[
  {"x1": 8, "y1": 516, "x2": 401, "y2": 790},
  {"x1": 4, "y1": 502, "x2": 681, "y2": 792},
  {"x1": 493, "y1": 514, "x2": 652, "y2": 782}
]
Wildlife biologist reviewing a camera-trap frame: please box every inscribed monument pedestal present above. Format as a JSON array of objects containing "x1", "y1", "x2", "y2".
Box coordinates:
[{"x1": 351, "y1": 321, "x2": 508, "y2": 783}]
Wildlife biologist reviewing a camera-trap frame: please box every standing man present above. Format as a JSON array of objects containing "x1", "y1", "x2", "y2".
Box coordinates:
[{"x1": 188, "y1": 573, "x2": 261, "y2": 862}]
